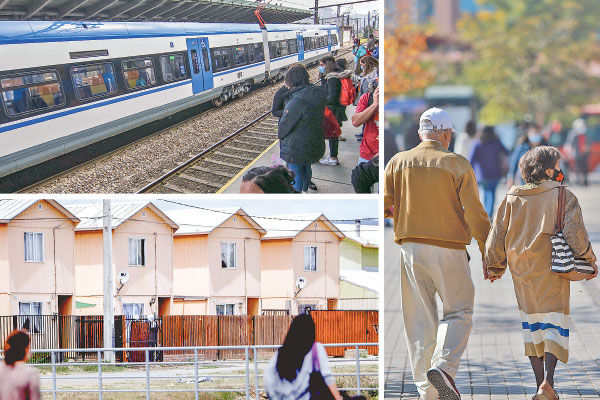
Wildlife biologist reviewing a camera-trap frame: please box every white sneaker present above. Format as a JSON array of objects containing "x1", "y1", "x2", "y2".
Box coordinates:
[
  {"x1": 427, "y1": 368, "x2": 460, "y2": 400},
  {"x1": 319, "y1": 157, "x2": 339, "y2": 165}
]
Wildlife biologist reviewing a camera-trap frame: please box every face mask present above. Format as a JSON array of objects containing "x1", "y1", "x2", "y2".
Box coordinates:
[
  {"x1": 318, "y1": 66, "x2": 325, "y2": 74},
  {"x1": 528, "y1": 133, "x2": 542, "y2": 144},
  {"x1": 552, "y1": 168, "x2": 565, "y2": 183}
]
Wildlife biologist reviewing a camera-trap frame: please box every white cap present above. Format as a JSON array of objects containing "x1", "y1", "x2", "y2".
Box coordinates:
[{"x1": 419, "y1": 107, "x2": 455, "y2": 132}]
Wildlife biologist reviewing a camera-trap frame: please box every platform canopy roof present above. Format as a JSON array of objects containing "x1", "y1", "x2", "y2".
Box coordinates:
[{"x1": 0, "y1": 0, "x2": 312, "y2": 24}]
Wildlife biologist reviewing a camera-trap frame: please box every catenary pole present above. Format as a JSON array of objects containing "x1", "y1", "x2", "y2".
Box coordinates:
[{"x1": 103, "y1": 200, "x2": 115, "y2": 363}]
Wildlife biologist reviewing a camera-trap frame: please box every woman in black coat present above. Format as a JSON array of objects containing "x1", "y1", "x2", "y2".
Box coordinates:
[
  {"x1": 278, "y1": 65, "x2": 326, "y2": 193},
  {"x1": 318, "y1": 56, "x2": 350, "y2": 165}
]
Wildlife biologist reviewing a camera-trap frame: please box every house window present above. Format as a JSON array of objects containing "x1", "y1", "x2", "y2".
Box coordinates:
[
  {"x1": 299, "y1": 304, "x2": 316, "y2": 315},
  {"x1": 304, "y1": 246, "x2": 317, "y2": 271},
  {"x1": 123, "y1": 303, "x2": 144, "y2": 318},
  {"x1": 129, "y1": 238, "x2": 146, "y2": 266},
  {"x1": 19, "y1": 302, "x2": 42, "y2": 333},
  {"x1": 221, "y1": 242, "x2": 237, "y2": 269},
  {"x1": 216, "y1": 304, "x2": 235, "y2": 315},
  {"x1": 24, "y1": 232, "x2": 44, "y2": 262}
]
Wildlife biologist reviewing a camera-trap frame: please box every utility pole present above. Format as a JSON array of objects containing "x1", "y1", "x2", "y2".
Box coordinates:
[
  {"x1": 336, "y1": 5, "x2": 341, "y2": 28},
  {"x1": 314, "y1": 0, "x2": 318, "y2": 24},
  {"x1": 103, "y1": 200, "x2": 115, "y2": 363}
]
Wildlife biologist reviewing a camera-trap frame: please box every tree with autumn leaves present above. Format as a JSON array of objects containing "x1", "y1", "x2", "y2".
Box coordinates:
[
  {"x1": 455, "y1": 0, "x2": 600, "y2": 124},
  {"x1": 384, "y1": 7, "x2": 434, "y2": 98}
]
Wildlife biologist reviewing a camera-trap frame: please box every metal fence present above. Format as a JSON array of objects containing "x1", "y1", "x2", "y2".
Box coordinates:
[{"x1": 8, "y1": 343, "x2": 378, "y2": 400}]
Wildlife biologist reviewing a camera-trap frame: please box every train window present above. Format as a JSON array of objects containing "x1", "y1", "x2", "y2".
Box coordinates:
[
  {"x1": 248, "y1": 43, "x2": 265, "y2": 63},
  {"x1": 287, "y1": 39, "x2": 298, "y2": 54},
  {"x1": 159, "y1": 54, "x2": 188, "y2": 82},
  {"x1": 190, "y1": 50, "x2": 201, "y2": 74},
  {"x1": 279, "y1": 40, "x2": 290, "y2": 57},
  {"x1": 122, "y1": 58, "x2": 156, "y2": 91},
  {"x1": 202, "y1": 49, "x2": 210, "y2": 71},
  {"x1": 211, "y1": 48, "x2": 232, "y2": 72},
  {"x1": 70, "y1": 63, "x2": 117, "y2": 101},
  {"x1": 232, "y1": 46, "x2": 248, "y2": 67},
  {"x1": 303, "y1": 38, "x2": 311, "y2": 51},
  {"x1": 332, "y1": 34, "x2": 338, "y2": 46},
  {"x1": 269, "y1": 41, "x2": 282, "y2": 58},
  {"x1": 0, "y1": 71, "x2": 65, "y2": 116}
]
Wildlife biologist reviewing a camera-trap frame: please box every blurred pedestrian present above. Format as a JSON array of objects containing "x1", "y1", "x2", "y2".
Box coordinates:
[
  {"x1": 454, "y1": 120, "x2": 478, "y2": 159},
  {"x1": 264, "y1": 315, "x2": 342, "y2": 400},
  {"x1": 469, "y1": 125, "x2": 509, "y2": 218},
  {"x1": 0, "y1": 330, "x2": 41, "y2": 400},
  {"x1": 319, "y1": 56, "x2": 350, "y2": 165},
  {"x1": 507, "y1": 125, "x2": 546, "y2": 187},
  {"x1": 352, "y1": 56, "x2": 378, "y2": 142},
  {"x1": 278, "y1": 65, "x2": 326, "y2": 193},
  {"x1": 485, "y1": 146, "x2": 597, "y2": 400},
  {"x1": 240, "y1": 166, "x2": 297, "y2": 193},
  {"x1": 565, "y1": 118, "x2": 590, "y2": 186},
  {"x1": 384, "y1": 107, "x2": 490, "y2": 400}
]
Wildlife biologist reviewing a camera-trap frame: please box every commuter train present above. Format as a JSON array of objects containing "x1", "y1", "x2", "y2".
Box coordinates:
[{"x1": 0, "y1": 21, "x2": 340, "y2": 178}]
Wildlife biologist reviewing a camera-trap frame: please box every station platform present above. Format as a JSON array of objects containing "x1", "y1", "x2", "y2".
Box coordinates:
[{"x1": 222, "y1": 105, "x2": 373, "y2": 194}]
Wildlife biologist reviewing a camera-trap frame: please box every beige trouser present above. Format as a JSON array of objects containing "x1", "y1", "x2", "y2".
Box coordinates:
[{"x1": 399, "y1": 242, "x2": 474, "y2": 400}]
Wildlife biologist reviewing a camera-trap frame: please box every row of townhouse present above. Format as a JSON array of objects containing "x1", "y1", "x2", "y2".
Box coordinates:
[{"x1": 0, "y1": 199, "x2": 367, "y2": 321}]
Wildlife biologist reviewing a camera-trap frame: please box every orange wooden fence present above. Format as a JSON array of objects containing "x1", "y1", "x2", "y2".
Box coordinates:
[{"x1": 312, "y1": 310, "x2": 379, "y2": 356}]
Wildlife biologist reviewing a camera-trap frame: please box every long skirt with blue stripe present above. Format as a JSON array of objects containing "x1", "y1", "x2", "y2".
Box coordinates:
[{"x1": 520, "y1": 310, "x2": 569, "y2": 363}]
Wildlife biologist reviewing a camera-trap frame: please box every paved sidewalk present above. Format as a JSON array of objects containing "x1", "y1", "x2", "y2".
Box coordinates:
[{"x1": 384, "y1": 183, "x2": 600, "y2": 399}]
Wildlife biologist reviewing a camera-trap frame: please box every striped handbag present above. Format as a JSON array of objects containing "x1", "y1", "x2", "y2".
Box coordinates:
[{"x1": 550, "y1": 186, "x2": 595, "y2": 280}]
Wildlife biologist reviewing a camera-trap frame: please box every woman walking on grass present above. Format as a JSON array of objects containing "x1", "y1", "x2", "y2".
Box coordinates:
[{"x1": 485, "y1": 146, "x2": 597, "y2": 400}]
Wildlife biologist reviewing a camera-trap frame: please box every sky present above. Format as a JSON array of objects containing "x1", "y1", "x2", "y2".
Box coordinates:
[{"x1": 57, "y1": 197, "x2": 379, "y2": 227}]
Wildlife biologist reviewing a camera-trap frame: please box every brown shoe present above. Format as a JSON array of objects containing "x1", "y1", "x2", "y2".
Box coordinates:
[{"x1": 338, "y1": 136, "x2": 346, "y2": 141}]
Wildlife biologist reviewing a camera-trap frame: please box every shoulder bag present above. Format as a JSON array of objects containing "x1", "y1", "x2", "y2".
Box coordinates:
[
  {"x1": 550, "y1": 186, "x2": 595, "y2": 280},
  {"x1": 309, "y1": 343, "x2": 335, "y2": 400}
]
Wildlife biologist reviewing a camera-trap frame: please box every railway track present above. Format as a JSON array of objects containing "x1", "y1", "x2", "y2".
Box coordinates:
[
  {"x1": 138, "y1": 111, "x2": 279, "y2": 193},
  {"x1": 20, "y1": 47, "x2": 354, "y2": 194}
]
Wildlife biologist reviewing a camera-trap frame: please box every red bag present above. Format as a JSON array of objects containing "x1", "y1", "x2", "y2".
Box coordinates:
[
  {"x1": 323, "y1": 107, "x2": 341, "y2": 139},
  {"x1": 339, "y1": 78, "x2": 356, "y2": 106}
]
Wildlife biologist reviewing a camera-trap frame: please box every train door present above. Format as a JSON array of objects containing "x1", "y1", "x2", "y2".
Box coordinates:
[
  {"x1": 328, "y1": 30, "x2": 332, "y2": 52},
  {"x1": 186, "y1": 37, "x2": 214, "y2": 94},
  {"x1": 297, "y1": 33, "x2": 304, "y2": 61}
]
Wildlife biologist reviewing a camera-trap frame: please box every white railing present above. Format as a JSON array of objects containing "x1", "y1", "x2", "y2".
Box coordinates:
[{"x1": 12, "y1": 343, "x2": 378, "y2": 400}]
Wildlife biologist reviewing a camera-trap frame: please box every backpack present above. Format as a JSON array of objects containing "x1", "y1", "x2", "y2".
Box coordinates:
[{"x1": 339, "y1": 78, "x2": 356, "y2": 106}]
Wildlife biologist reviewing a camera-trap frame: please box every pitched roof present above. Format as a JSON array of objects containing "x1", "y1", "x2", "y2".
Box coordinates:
[
  {"x1": 334, "y1": 223, "x2": 379, "y2": 248},
  {"x1": 0, "y1": 199, "x2": 79, "y2": 223},
  {"x1": 166, "y1": 207, "x2": 265, "y2": 236},
  {"x1": 340, "y1": 270, "x2": 380, "y2": 293},
  {"x1": 63, "y1": 201, "x2": 177, "y2": 231},
  {"x1": 255, "y1": 213, "x2": 345, "y2": 240}
]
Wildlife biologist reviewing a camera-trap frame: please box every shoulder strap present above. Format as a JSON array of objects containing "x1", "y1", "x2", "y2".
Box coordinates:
[
  {"x1": 556, "y1": 186, "x2": 566, "y2": 233},
  {"x1": 311, "y1": 342, "x2": 320, "y2": 372}
]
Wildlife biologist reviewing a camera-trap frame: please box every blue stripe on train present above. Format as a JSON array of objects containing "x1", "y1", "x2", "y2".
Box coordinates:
[
  {"x1": 522, "y1": 322, "x2": 569, "y2": 337},
  {"x1": 0, "y1": 79, "x2": 192, "y2": 134}
]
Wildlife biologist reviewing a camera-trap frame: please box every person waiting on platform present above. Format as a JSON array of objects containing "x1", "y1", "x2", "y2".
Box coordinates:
[
  {"x1": 277, "y1": 65, "x2": 326, "y2": 193},
  {"x1": 240, "y1": 166, "x2": 297, "y2": 193},
  {"x1": 319, "y1": 56, "x2": 350, "y2": 165},
  {"x1": 352, "y1": 82, "x2": 379, "y2": 166}
]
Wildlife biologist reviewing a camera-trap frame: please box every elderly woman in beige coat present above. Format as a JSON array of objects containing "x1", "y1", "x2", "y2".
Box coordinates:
[{"x1": 485, "y1": 146, "x2": 597, "y2": 400}]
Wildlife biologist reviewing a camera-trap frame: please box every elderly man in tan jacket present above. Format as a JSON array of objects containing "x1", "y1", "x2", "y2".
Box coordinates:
[{"x1": 384, "y1": 108, "x2": 491, "y2": 400}]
